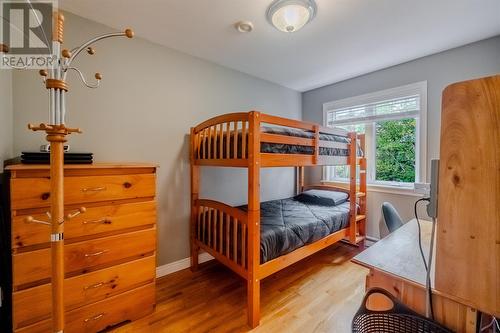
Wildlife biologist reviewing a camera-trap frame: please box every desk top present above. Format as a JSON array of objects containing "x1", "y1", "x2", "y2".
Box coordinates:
[{"x1": 352, "y1": 219, "x2": 435, "y2": 286}]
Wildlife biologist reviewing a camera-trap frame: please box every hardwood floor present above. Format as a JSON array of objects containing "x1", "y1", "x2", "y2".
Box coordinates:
[{"x1": 110, "y1": 243, "x2": 367, "y2": 333}]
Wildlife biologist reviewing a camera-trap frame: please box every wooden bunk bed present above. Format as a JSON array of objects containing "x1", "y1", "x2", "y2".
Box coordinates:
[{"x1": 190, "y1": 111, "x2": 367, "y2": 328}]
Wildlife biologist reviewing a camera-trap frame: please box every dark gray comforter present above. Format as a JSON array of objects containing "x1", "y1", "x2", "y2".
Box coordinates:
[{"x1": 239, "y1": 198, "x2": 351, "y2": 263}]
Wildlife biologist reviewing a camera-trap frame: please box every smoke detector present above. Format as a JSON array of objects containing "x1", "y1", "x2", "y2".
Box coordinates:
[{"x1": 235, "y1": 21, "x2": 254, "y2": 33}]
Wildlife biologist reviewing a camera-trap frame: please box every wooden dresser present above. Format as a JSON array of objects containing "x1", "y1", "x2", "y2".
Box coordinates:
[{"x1": 4, "y1": 163, "x2": 157, "y2": 332}]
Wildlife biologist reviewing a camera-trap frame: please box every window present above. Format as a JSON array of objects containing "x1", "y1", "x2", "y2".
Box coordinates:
[{"x1": 323, "y1": 82, "x2": 427, "y2": 188}]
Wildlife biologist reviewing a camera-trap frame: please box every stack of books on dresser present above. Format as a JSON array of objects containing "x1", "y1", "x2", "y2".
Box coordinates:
[{"x1": 21, "y1": 152, "x2": 93, "y2": 164}]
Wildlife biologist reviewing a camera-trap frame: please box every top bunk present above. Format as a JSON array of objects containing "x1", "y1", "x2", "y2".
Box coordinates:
[{"x1": 190, "y1": 111, "x2": 365, "y2": 168}]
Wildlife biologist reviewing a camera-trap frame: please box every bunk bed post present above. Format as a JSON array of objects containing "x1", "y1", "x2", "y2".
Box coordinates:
[
  {"x1": 247, "y1": 111, "x2": 261, "y2": 328},
  {"x1": 348, "y1": 132, "x2": 358, "y2": 244},
  {"x1": 313, "y1": 125, "x2": 320, "y2": 164},
  {"x1": 190, "y1": 127, "x2": 200, "y2": 271},
  {"x1": 358, "y1": 134, "x2": 367, "y2": 238},
  {"x1": 298, "y1": 166, "x2": 305, "y2": 194}
]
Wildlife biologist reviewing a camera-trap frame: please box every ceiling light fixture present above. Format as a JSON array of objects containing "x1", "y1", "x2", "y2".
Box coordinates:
[{"x1": 267, "y1": 0, "x2": 317, "y2": 33}]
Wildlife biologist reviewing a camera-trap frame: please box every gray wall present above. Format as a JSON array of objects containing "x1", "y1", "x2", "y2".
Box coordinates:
[
  {"x1": 11, "y1": 12, "x2": 301, "y2": 265},
  {"x1": 302, "y1": 36, "x2": 500, "y2": 238},
  {"x1": 7, "y1": 10, "x2": 499, "y2": 262},
  {"x1": 0, "y1": 70, "x2": 12, "y2": 168}
]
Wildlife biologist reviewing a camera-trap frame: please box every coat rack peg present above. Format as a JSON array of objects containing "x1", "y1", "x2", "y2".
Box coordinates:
[
  {"x1": 65, "y1": 67, "x2": 101, "y2": 89},
  {"x1": 28, "y1": 123, "x2": 54, "y2": 131},
  {"x1": 62, "y1": 49, "x2": 72, "y2": 58},
  {"x1": 125, "y1": 28, "x2": 134, "y2": 38},
  {"x1": 39, "y1": 70, "x2": 48, "y2": 83},
  {"x1": 66, "y1": 126, "x2": 83, "y2": 134},
  {"x1": 25, "y1": 215, "x2": 51, "y2": 226},
  {"x1": 66, "y1": 207, "x2": 87, "y2": 220}
]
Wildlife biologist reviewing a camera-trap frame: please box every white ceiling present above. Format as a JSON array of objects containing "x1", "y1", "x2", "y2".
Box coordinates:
[{"x1": 60, "y1": 0, "x2": 500, "y2": 92}]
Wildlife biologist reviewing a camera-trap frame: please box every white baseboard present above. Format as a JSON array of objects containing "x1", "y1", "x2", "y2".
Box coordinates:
[{"x1": 156, "y1": 252, "x2": 214, "y2": 278}]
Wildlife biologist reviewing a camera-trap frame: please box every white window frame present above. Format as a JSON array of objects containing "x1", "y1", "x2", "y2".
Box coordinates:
[{"x1": 322, "y1": 81, "x2": 427, "y2": 190}]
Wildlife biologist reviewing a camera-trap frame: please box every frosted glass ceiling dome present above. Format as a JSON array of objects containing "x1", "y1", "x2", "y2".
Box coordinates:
[{"x1": 267, "y1": 0, "x2": 317, "y2": 33}]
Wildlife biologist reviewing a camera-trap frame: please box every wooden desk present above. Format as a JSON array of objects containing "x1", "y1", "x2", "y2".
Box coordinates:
[{"x1": 352, "y1": 219, "x2": 478, "y2": 333}]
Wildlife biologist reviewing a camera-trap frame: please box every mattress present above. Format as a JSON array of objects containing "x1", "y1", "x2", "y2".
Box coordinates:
[
  {"x1": 197, "y1": 126, "x2": 358, "y2": 158},
  {"x1": 261, "y1": 126, "x2": 351, "y2": 156},
  {"x1": 239, "y1": 197, "x2": 351, "y2": 264}
]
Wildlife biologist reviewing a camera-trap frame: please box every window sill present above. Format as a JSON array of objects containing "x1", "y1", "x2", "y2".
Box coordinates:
[{"x1": 320, "y1": 180, "x2": 424, "y2": 197}]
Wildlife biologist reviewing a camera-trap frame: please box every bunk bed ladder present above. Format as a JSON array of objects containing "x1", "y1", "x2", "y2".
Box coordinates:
[
  {"x1": 357, "y1": 134, "x2": 367, "y2": 240},
  {"x1": 348, "y1": 132, "x2": 367, "y2": 247}
]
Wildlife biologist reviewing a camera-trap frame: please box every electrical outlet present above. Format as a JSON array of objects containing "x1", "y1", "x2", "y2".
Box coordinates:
[{"x1": 414, "y1": 182, "x2": 430, "y2": 196}]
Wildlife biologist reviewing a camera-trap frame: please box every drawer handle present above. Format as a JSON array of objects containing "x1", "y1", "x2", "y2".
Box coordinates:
[
  {"x1": 84, "y1": 313, "x2": 105, "y2": 323},
  {"x1": 81, "y1": 186, "x2": 107, "y2": 193},
  {"x1": 83, "y1": 281, "x2": 105, "y2": 290},
  {"x1": 83, "y1": 277, "x2": 116, "y2": 291},
  {"x1": 82, "y1": 218, "x2": 112, "y2": 225},
  {"x1": 84, "y1": 250, "x2": 107, "y2": 258}
]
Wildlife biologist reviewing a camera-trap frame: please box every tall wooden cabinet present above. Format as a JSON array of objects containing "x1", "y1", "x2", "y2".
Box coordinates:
[
  {"x1": 4, "y1": 163, "x2": 157, "y2": 332},
  {"x1": 436, "y1": 75, "x2": 500, "y2": 317}
]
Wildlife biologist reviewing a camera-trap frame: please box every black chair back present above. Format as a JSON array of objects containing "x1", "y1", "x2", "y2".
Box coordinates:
[{"x1": 381, "y1": 202, "x2": 404, "y2": 233}]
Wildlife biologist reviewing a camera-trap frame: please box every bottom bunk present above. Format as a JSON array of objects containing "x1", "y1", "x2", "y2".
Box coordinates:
[
  {"x1": 190, "y1": 188, "x2": 366, "y2": 328},
  {"x1": 240, "y1": 195, "x2": 352, "y2": 264},
  {"x1": 194, "y1": 191, "x2": 355, "y2": 261}
]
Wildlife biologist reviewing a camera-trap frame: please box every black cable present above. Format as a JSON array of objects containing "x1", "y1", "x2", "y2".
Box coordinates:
[
  {"x1": 414, "y1": 198, "x2": 429, "y2": 271},
  {"x1": 414, "y1": 197, "x2": 435, "y2": 320}
]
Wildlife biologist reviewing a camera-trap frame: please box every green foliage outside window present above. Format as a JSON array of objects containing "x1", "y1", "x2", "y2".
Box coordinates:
[
  {"x1": 375, "y1": 119, "x2": 416, "y2": 183},
  {"x1": 330, "y1": 119, "x2": 416, "y2": 184}
]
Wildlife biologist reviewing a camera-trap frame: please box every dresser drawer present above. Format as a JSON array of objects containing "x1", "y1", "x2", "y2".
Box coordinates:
[
  {"x1": 13, "y1": 228, "x2": 156, "y2": 288},
  {"x1": 67, "y1": 282, "x2": 155, "y2": 333},
  {"x1": 12, "y1": 201, "x2": 156, "y2": 249},
  {"x1": 12, "y1": 256, "x2": 155, "y2": 329},
  {"x1": 15, "y1": 283, "x2": 155, "y2": 333},
  {"x1": 11, "y1": 174, "x2": 156, "y2": 210}
]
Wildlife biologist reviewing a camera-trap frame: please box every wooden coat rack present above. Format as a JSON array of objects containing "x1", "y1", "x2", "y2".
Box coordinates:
[{"x1": 1, "y1": 10, "x2": 133, "y2": 333}]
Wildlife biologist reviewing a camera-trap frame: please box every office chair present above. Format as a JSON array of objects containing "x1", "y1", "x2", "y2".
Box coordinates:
[{"x1": 381, "y1": 202, "x2": 404, "y2": 234}]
